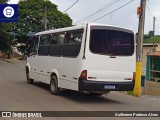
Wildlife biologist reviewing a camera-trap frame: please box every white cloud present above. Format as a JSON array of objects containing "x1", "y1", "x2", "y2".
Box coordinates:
[
  {"x1": 51, "y1": 0, "x2": 160, "y2": 35},
  {"x1": 7, "y1": 0, "x2": 19, "y2": 4}
]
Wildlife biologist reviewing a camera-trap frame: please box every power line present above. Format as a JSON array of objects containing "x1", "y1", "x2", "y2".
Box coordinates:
[
  {"x1": 146, "y1": 5, "x2": 152, "y2": 30},
  {"x1": 74, "y1": 0, "x2": 121, "y2": 24},
  {"x1": 144, "y1": 1, "x2": 160, "y2": 34},
  {"x1": 147, "y1": 6, "x2": 153, "y2": 31},
  {"x1": 156, "y1": 18, "x2": 160, "y2": 22},
  {"x1": 91, "y1": 0, "x2": 134, "y2": 22},
  {"x1": 146, "y1": 4, "x2": 160, "y2": 25},
  {"x1": 147, "y1": 5, "x2": 153, "y2": 17},
  {"x1": 63, "y1": 0, "x2": 79, "y2": 13},
  {"x1": 76, "y1": 0, "x2": 120, "y2": 23},
  {"x1": 146, "y1": 2, "x2": 160, "y2": 21}
]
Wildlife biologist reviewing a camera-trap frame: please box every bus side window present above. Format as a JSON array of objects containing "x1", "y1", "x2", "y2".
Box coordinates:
[
  {"x1": 63, "y1": 29, "x2": 83, "y2": 57},
  {"x1": 28, "y1": 36, "x2": 39, "y2": 55},
  {"x1": 38, "y1": 34, "x2": 50, "y2": 56},
  {"x1": 49, "y1": 33, "x2": 65, "y2": 56}
]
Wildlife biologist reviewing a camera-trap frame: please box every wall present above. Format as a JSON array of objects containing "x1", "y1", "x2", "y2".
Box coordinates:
[
  {"x1": 142, "y1": 46, "x2": 153, "y2": 76},
  {"x1": 145, "y1": 81, "x2": 160, "y2": 96}
]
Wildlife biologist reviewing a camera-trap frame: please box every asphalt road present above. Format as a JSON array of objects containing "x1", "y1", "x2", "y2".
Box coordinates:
[{"x1": 0, "y1": 60, "x2": 160, "y2": 120}]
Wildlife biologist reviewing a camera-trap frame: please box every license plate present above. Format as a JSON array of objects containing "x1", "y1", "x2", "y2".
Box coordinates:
[{"x1": 104, "y1": 85, "x2": 115, "y2": 89}]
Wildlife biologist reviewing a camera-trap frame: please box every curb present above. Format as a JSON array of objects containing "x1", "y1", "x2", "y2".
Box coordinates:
[
  {"x1": 141, "y1": 95, "x2": 160, "y2": 104},
  {"x1": 0, "y1": 58, "x2": 14, "y2": 63}
]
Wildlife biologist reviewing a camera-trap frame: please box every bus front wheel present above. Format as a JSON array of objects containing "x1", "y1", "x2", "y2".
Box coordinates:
[{"x1": 50, "y1": 76, "x2": 61, "y2": 95}]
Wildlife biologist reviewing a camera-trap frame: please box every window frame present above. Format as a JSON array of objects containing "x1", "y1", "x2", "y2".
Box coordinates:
[
  {"x1": 89, "y1": 26, "x2": 135, "y2": 56},
  {"x1": 28, "y1": 35, "x2": 40, "y2": 56},
  {"x1": 38, "y1": 34, "x2": 51, "y2": 56},
  {"x1": 36, "y1": 28, "x2": 84, "y2": 57},
  {"x1": 62, "y1": 29, "x2": 84, "y2": 58},
  {"x1": 49, "y1": 32, "x2": 65, "y2": 57}
]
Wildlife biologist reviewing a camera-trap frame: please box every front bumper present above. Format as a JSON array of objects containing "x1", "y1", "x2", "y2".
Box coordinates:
[{"x1": 79, "y1": 78, "x2": 134, "y2": 91}]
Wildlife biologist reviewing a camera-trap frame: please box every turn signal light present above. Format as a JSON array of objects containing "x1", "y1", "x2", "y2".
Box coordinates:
[{"x1": 137, "y1": 7, "x2": 142, "y2": 15}]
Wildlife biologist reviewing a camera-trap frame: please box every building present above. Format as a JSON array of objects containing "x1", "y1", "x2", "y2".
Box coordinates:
[
  {"x1": 145, "y1": 51, "x2": 160, "y2": 96},
  {"x1": 142, "y1": 43, "x2": 158, "y2": 76}
]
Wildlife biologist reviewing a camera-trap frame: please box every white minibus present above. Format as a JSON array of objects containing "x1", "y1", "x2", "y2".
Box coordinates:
[{"x1": 26, "y1": 23, "x2": 136, "y2": 95}]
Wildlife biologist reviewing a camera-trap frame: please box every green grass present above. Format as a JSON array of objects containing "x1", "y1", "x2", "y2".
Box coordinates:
[
  {"x1": 144, "y1": 35, "x2": 160, "y2": 43},
  {"x1": 127, "y1": 91, "x2": 134, "y2": 95}
]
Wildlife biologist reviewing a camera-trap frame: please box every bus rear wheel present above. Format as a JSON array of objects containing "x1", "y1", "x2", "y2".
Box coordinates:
[
  {"x1": 88, "y1": 92, "x2": 104, "y2": 96},
  {"x1": 50, "y1": 76, "x2": 61, "y2": 95}
]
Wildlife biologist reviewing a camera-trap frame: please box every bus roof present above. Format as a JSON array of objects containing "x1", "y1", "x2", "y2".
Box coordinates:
[
  {"x1": 35, "y1": 25, "x2": 84, "y2": 36},
  {"x1": 35, "y1": 23, "x2": 134, "y2": 36}
]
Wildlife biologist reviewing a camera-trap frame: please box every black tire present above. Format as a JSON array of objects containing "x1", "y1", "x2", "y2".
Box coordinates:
[
  {"x1": 50, "y1": 76, "x2": 61, "y2": 95},
  {"x1": 26, "y1": 71, "x2": 34, "y2": 84}
]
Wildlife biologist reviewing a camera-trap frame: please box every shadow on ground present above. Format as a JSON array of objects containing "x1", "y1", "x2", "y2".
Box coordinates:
[{"x1": 32, "y1": 82, "x2": 122, "y2": 104}]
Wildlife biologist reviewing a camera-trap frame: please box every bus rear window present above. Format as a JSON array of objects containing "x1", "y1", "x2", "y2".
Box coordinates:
[{"x1": 90, "y1": 28, "x2": 134, "y2": 56}]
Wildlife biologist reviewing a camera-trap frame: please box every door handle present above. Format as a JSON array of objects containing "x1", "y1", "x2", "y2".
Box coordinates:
[
  {"x1": 73, "y1": 77, "x2": 77, "y2": 80},
  {"x1": 110, "y1": 56, "x2": 116, "y2": 58}
]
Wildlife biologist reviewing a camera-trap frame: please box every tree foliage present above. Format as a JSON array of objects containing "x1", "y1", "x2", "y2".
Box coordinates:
[
  {"x1": 16, "y1": 0, "x2": 72, "y2": 35},
  {"x1": 144, "y1": 35, "x2": 160, "y2": 43},
  {"x1": 0, "y1": 23, "x2": 13, "y2": 52},
  {"x1": 1, "y1": 0, "x2": 72, "y2": 54},
  {"x1": 13, "y1": 0, "x2": 72, "y2": 54},
  {"x1": 0, "y1": 0, "x2": 6, "y2": 3},
  {"x1": 0, "y1": 0, "x2": 13, "y2": 52}
]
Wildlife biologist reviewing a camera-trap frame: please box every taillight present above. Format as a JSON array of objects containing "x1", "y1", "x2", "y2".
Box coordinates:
[
  {"x1": 80, "y1": 70, "x2": 87, "y2": 79},
  {"x1": 133, "y1": 72, "x2": 136, "y2": 81}
]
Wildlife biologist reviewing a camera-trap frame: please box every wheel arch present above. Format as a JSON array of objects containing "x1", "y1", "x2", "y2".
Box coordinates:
[
  {"x1": 50, "y1": 69, "x2": 60, "y2": 87},
  {"x1": 50, "y1": 69, "x2": 60, "y2": 81},
  {"x1": 25, "y1": 63, "x2": 31, "y2": 74}
]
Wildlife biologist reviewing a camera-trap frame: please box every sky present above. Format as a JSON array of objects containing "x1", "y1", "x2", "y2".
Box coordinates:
[{"x1": 7, "y1": 0, "x2": 160, "y2": 35}]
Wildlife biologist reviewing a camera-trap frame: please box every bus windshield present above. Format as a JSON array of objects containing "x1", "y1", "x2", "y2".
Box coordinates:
[{"x1": 90, "y1": 27, "x2": 134, "y2": 56}]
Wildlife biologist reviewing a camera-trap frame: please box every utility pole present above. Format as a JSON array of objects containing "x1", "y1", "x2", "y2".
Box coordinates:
[
  {"x1": 134, "y1": 0, "x2": 147, "y2": 96},
  {"x1": 44, "y1": 5, "x2": 47, "y2": 30},
  {"x1": 153, "y1": 17, "x2": 156, "y2": 52}
]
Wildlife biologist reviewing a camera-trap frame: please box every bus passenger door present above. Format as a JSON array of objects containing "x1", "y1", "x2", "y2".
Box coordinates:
[
  {"x1": 27, "y1": 36, "x2": 39, "y2": 81},
  {"x1": 37, "y1": 34, "x2": 50, "y2": 83},
  {"x1": 60, "y1": 30, "x2": 83, "y2": 90}
]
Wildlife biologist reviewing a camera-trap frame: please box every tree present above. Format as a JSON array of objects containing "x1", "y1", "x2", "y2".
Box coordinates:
[
  {"x1": 13, "y1": 0, "x2": 72, "y2": 54},
  {"x1": 0, "y1": 0, "x2": 6, "y2": 3},
  {"x1": 16, "y1": 0, "x2": 72, "y2": 35},
  {"x1": 0, "y1": 0, "x2": 13, "y2": 55}
]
